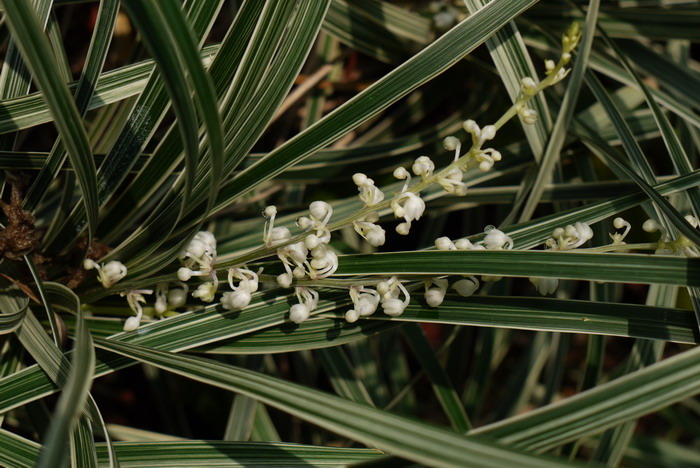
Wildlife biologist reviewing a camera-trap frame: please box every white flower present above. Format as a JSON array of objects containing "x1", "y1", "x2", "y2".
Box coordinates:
[
  {"x1": 437, "y1": 168, "x2": 466, "y2": 195},
  {"x1": 435, "y1": 236, "x2": 456, "y2": 251},
  {"x1": 121, "y1": 289, "x2": 152, "y2": 332},
  {"x1": 345, "y1": 308, "x2": 360, "y2": 323},
  {"x1": 221, "y1": 289, "x2": 251, "y2": 310},
  {"x1": 348, "y1": 286, "x2": 380, "y2": 319},
  {"x1": 424, "y1": 278, "x2": 448, "y2": 308},
  {"x1": 123, "y1": 315, "x2": 141, "y2": 332},
  {"x1": 154, "y1": 283, "x2": 168, "y2": 314},
  {"x1": 289, "y1": 287, "x2": 319, "y2": 324},
  {"x1": 474, "y1": 148, "x2": 501, "y2": 172},
  {"x1": 517, "y1": 106, "x2": 538, "y2": 125},
  {"x1": 530, "y1": 277, "x2": 558, "y2": 295},
  {"x1": 263, "y1": 206, "x2": 278, "y2": 246},
  {"x1": 167, "y1": 283, "x2": 188, "y2": 308},
  {"x1": 268, "y1": 226, "x2": 292, "y2": 246},
  {"x1": 483, "y1": 225, "x2": 513, "y2": 250},
  {"x1": 84, "y1": 259, "x2": 127, "y2": 288},
  {"x1": 391, "y1": 191, "x2": 425, "y2": 235},
  {"x1": 443, "y1": 136, "x2": 461, "y2": 153},
  {"x1": 610, "y1": 217, "x2": 631, "y2": 245},
  {"x1": 453, "y1": 277, "x2": 479, "y2": 297},
  {"x1": 353, "y1": 173, "x2": 384, "y2": 207},
  {"x1": 221, "y1": 267, "x2": 259, "y2": 310},
  {"x1": 289, "y1": 303, "x2": 311, "y2": 324},
  {"x1": 277, "y1": 273, "x2": 293, "y2": 288},
  {"x1": 521, "y1": 76, "x2": 538, "y2": 95},
  {"x1": 548, "y1": 222, "x2": 593, "y2": 251},
  {"x1": 192, "y1": 282, "x2": 218, "y2": 303},
  {"x1": 309, "y1": 244, "x2": 338, "y2": 279},
  {"x1": 178, "y1": 231, "x2": 217, "y2": 283},
  {"x1": 412, "y1": 156, "x2": 435, "y2": 180},
  {"x1": 463, "y1": 120, "x2": 496, "y2": 148},
  {"x1": 378, "y1": 277, "x2": 410, "y2": 317},
  {"x1": 354, "y1": 219, "x2": 386, "y2": 247},
  {"x1": 309, "y1": 201, "x2": 332, "y2": 227}
]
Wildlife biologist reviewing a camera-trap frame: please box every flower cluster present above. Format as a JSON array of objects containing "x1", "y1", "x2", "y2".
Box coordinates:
[
  {"x1": 221, "y1": 267, "x2": 259, "y2": 311},
  {"x1": 644, "y1": 215, "x2": 699, "y2": 257},
  {"x1": 154, "y1": 282, "x2": 188, "y2": 316},
  {"x1": 267, "y1": 201, "x2": 340, "y2": 290},
  {"x1": 432, "y1": 226, "x2": 515, "y2": 301},
  {"x1": 90, "y1": 25, "x2": 585, "y2": 332},
  {"x1": 345, "y1": 285, "x2": 380, "y2": 323},
  {"x1": 528, "y1": 221, "x2": 593, "y2": 295}
]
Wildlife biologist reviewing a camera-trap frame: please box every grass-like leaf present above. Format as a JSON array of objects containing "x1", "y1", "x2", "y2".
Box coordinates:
[{"x1": 1, "y1": 0, "x2": 98, "y2": 239}]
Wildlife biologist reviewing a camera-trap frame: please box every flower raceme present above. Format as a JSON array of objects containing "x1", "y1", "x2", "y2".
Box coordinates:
[{"x1": 99, "y1": 29, "x2": 589, "y2": 330}]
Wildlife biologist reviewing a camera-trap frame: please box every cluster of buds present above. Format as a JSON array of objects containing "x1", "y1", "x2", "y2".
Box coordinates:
[
  {"x1": 345, "y1": 285, "x2": 381, "y2": 323},
  {"x1": 545, "y1": 222, "x2": 593, "y2": 251},
  {"x1": 353, "y1": 212, "x2": 386, "y2": 247},
  {"x1": 438, "y1": 137, "x2": 467, "y2": 195},
  {"x1": 515, "y1": 78, "x2": 539, "y2": 125},
  {"x1": 644, "y1": 215, "x2": 699, "y2": 257},
  {"x1": 433, "y1": 226, "x2": 514, "y2": 299},
  {"x1": 530, "y1": 221, "x2": 593, "y2": 295},
  {"x1": 84, "y1": 259, "x2": 127, "y2": 288},
  {"x1": 289, "y1": 286, "x2": 319, "y2": 323},
  {"x1": 177, "y1": 232, "x2": 217, "y2": 280},
  {"x1": 221, "y1": 267, "x2": 259, "y2": 310},
  {"x1": 377, "y1": 276, "x2": 411, "y2": 316},
  {"x1": 113, "y1": 23, "x2": 586, "y2": 332},
  {"x1": 154, "y1": 282, "x2": 188, "y2": 316},
  {"x1": 267, "y1": 202, "x2": 340, "y2": 288},
  {"x1": 353, "y1": 173, "x2": 384, "y2": 207},
  {"x1": 391, "y1": 167, "x2": 426, "y2": 235},
  {"x1": 176, "y1": 231, "x2": 219, "y2": 302},
  {"x1": 463, "y1": 120, "x2": 500, "y2": 172}
]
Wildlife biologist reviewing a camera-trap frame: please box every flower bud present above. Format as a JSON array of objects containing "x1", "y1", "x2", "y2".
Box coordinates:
[
  {"x1": 167, "y1": 288, "x2": 187, "y2": 308},
  {"x1": 177, "y1": 267, "x2": 193, "y2": 281},
  {"x1": 443, "y1": 136, "x2": 460, "y2": 151},
  {"x1": 345, "y1": 309, "x2": 360, "y2": 323},
  {"x1": 123, "y1": 315, "x2": 141, "y2": 332},
  {"x1": 454, "y1": 277, "x2": 479, "y2": 297},
  {"x1": 435, "y1": 237, "x2": 455, "y2": 251},
  {"x1": 289, "y1": 304, "x2": 310, "y2": 324}
]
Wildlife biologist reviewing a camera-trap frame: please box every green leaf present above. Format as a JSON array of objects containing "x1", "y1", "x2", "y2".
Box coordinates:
[
  {"x1": 148, "y1": 0, "x2": 224, "y2": 210},
  {"x1": 464, "y1": 0, "x2": 551, "y2": 160},
  {"x1": 518, "y1": 0, "x2": 599, "y2": 222},
  {"x1": 401, "y1": 323, "x2": 471, "y2": 432},
  {"x1": 0, "y1": 430, "x2": 383, "y2": 467},
  {"x1": 93, "y1": 338, "x2": 576, "y2": 468},
  {"x1": 36, "y1": 307, "x2": 96, "y2": 468},
  {"x1": 0, "y1": 293, "x2": 27, "y2": 335},
  {"x1": 215, "y1": 0, "x2": 542, "y2": 208},
  {"x1": 0, "y1": 428, "x2": 39, "y2": 468},
  {"x1": 473, "y1": 345, "x2": 700, "y2": 452},
  {"x1": 120, "y1": 0, "x2": 209, "y2": 208},
  {"x1": 23, "y1": 0, "x2": 120, "y2": 212},
  {"x1": 334, "y1": 250, "x2": 700, "y2": 287},
  {"x1": 317, "y1": 346, "x2": 375, "y2": 406},
  {"x1": 0, "y1": 0, "x2": 98, "y2": 239}
]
